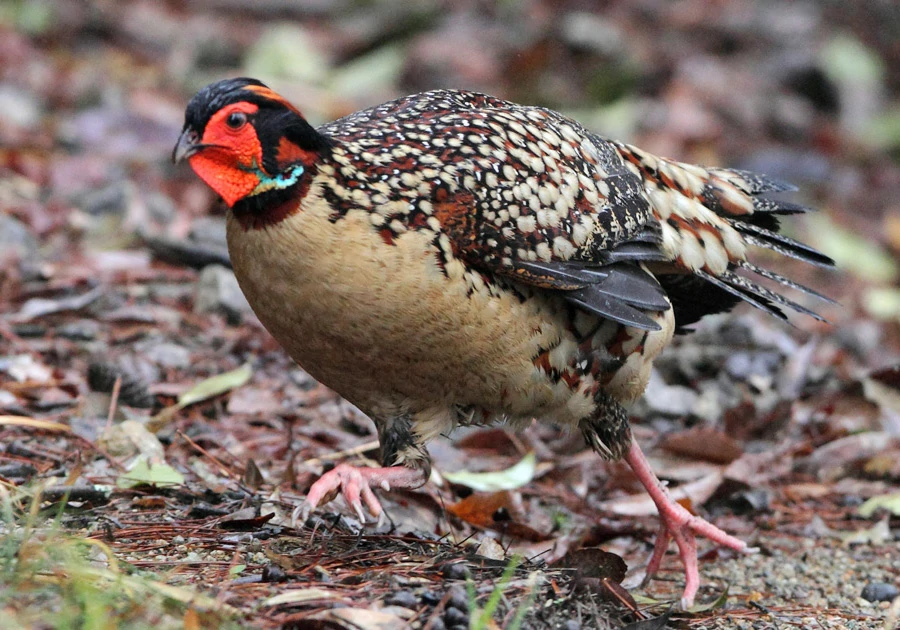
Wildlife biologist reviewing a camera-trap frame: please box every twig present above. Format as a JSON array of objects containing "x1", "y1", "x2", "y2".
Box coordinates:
[
  {"x1": 105, "y1": 376, "x2": 122, "y2": 432},
  {"x1": 297, "y1": 440, "x2": 379, "y2": 468},
  {"x1": 176, "y1": 430, "x2": 239, "y2": 480}
]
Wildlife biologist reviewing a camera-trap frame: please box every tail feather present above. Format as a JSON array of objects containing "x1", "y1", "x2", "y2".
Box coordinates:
[
  {"x1": 737, "y1": 260, "x2": 838, "y2": 304},
  {"x1": 716, "y1": 268, "x2": 828, "y2": 323},
  {"x1": 615, "y1": 142, "x2": 834, "y2": 324},
  {"x1": 751, "y1": 198, "x2": 813, "y2": 215},
  {"x1": 693, "y1": 269, "x2": 788, "y2": 321},
  {"x1": 707, "y1": 168, "x2": 798, "y2": 195},
  {"x1": 734, "y1": 225, "x2": 834, "y2": 268}
]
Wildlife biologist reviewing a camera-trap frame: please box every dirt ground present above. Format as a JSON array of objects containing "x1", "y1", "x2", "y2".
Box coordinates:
[{"x1": 1, "y1": 1, "x2": 899, "y2": 628}]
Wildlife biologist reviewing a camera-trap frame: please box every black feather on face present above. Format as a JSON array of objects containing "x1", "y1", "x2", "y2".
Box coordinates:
[{"x1": 179, "y1": 77, "x2": 333, "y2": 171}]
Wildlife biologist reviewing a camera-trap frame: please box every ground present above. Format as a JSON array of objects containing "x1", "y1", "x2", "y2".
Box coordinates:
[{"x1": 1, "y1": 1, "x2": 899, "y2": 628}]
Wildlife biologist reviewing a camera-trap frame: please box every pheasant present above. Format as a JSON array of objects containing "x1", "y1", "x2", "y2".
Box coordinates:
[{"x1": 174, "y1": 78, "x2": 833, "y2": 608}]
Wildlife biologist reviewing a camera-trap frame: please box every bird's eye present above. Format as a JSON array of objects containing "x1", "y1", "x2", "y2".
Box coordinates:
[{"x1": 225, "y1": 111, "x2": 248, "y2": 129}]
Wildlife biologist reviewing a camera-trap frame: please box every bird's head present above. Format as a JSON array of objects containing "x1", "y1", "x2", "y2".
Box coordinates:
[{"x1": 173, "y1": 78, "x2": 331, "y2": 209}]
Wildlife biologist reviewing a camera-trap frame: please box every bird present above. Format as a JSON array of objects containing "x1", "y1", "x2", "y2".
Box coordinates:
[{"x1": 174, "y1": 78, "x2": 833, "y2": 608}]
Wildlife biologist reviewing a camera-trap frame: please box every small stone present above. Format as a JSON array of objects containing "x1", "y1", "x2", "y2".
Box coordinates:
[
  {"x1": 563, "y1": 621, "x2": 581, "y2": 630},
  {"x1": 261, "y1": 564, "x2": 287, "y2": 583},
  {"x1": 195, "y1": 264, "x2": 253, "y2": 325},
  {"x1": 447, "y1": 585, "x2": 467, "y2": 610},
  {"x1": 443, "y1": 608, "x2": 467, "y2": 626},
  {"x1": 440, "y1": 563, "x2": 469, "y2": 582},
  {"x1": 384, "y1": 590, "x2": 418, "y2": 609},
  {"x1": 860, "y1": 582, "x2": 899, "y2": 602},
  {"x1": 427, "y1": 618, "x2": 446, "y2": 630},
  {"x1": 420, "y1": 590, "x2": 441, "y2": 606}
]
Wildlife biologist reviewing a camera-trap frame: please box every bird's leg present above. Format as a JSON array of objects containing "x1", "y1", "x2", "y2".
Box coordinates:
[
  {"x1": 294, "y1": 464, "x2": 428, "y2": 525},
  {"x1": 623, "y1": 436, "x2": 753, "y2": 609},
  {"x1": 293, "y1": 413, "x2": 430, "y2": 526}
]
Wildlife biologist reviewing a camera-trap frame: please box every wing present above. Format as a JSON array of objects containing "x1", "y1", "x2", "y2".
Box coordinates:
[{"x1": 320, "y1": 90, "x2": 671, "y2": 330}]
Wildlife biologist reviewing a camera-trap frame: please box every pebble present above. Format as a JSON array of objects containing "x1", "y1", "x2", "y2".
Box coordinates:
[
  {"x1": 420, "y1": 590, "x2": 441, "y2": 606},
  {"x1": 384, "y1": 590, "x2": 418, "y2": 609},
  {"x1": 860, "y1": 581, "x2": 899, "y2": 602},
  {"x1": 261, "y1": 565, "x2": 287, "y2": 583},
  {"x1": 446, "y1": 585, "x2": 468, "y2": 610},
  {"x1": 444, "y1": 608, "x2": 467, "y2": 626},
  {"x1": 441, "y1": 563, "x2": 469, "y2": 581},
  {"x1": 194, "y1": 264, "x2": 253, "y2": 325}
]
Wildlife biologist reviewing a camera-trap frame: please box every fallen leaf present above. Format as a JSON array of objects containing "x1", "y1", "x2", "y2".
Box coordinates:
[
  {"x1": 804, "y1": 432, "x2": 896, "y2": 481},
  {"x1": 443, "y1": 453, "x2": 536, "y2": 492},
  {"x1": 149, "y1": 363, "x2": 252, "y2": 430},
  {"x1": 447, "y1": 490, "x2": 520, "y2": 528},
  {"x1": 840, "y1": 517, "x2": 891, "y2": 545},
  {"x1": 687, "y1": 584, "x2": 730, "y2": 613},
  {"x1": 262, "y1": 588, "x2": 341, "y2": 607},
  {"x1": 475, "y1": 536, "x2": 506, "y2": 560},
  {"x1": 177, "y1": 363, "x2": 253, "y2": 408},
  {"x1": 11, "y1": 286, "x2": 104, "y2": 322},
  {"x1": 858, "y1": 493, "x2": 900, "y2": 518},
  {"x1": 660, "y1": 427, "x2": 743, "y2": 464},
  {"x1": 305, "y1": 607, "x2": 408, "y2": 630},
  {"x1": 116, "y1": 455, "x2": 185, "y2": 489}
]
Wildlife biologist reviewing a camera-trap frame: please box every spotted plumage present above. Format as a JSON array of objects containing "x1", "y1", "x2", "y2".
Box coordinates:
[{"x1": 174, "y1": 78, "x2": 834, "y2": 608}]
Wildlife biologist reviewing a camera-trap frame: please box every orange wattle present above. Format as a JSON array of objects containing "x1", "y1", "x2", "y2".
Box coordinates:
[{"x1": 188, "y1": 149, "x2": 260, "y2": 208}]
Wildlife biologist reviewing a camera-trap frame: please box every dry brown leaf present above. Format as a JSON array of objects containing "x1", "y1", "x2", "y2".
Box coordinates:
[
  {"x1": 660, "y1": 426, "x2": 743, "y2": 464},
  {"x1": 447, "y1": 490, "x2": 548, "y2": 541}
]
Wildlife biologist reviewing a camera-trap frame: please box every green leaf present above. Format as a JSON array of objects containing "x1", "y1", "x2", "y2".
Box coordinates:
[
  {"x1": 228, "y1": 564, "x2": 246, "y2": 577},
  {"x1": 687, "y1": 584, "x2": 729, "y2": 613},
  {"x1": 443, "y1": 453, "x2": 537, "y2": 492},
  {"x1": 116, "y1": 456, "x2": 185, "y2": 489},
  {"x1": 858, "y1": 493, "x2": 900, "y2": 518},
  {"x1": 177, "y1": 363, "x2": 252, "y2": 408}
]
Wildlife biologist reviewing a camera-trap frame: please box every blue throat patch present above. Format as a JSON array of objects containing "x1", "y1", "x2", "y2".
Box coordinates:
[{"x1": 249, "y1": 163, "x2": 305, "y2": 196}]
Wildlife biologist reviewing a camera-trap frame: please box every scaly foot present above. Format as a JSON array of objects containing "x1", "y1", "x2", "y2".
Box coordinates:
[
  {"x1": 623, "y1": 438, "x2": 756, "y2": 609},
  {"x1": 292, "y1": 464, "x2": 428, "y2": 526}
]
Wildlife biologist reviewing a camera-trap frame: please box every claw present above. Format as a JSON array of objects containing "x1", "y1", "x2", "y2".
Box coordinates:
[{"x1": 297, "y1": 463, "x2": 428, "y2": 527}]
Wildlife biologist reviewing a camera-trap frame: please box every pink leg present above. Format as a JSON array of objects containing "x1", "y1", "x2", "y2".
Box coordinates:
[
  {"x1": 292, "y1": 464, "x2": 428, "y2": 526},
  {"x1": 623, "y1": 437, "x2": 754, "y2": 609}
]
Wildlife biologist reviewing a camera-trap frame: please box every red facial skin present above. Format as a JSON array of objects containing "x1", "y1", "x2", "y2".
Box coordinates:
[{"x1": 187, "y1": 102, "x2": 264, "y2": 207}]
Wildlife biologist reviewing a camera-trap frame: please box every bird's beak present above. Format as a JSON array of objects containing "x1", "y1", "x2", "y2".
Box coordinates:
[{"x1": 173, "y1": 128, "x2": 201, "y2": 163}]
